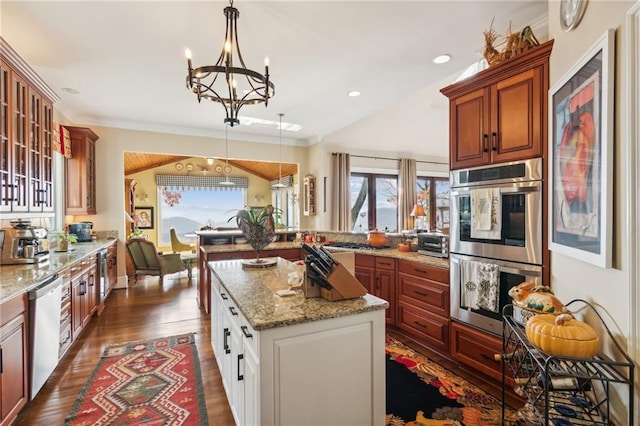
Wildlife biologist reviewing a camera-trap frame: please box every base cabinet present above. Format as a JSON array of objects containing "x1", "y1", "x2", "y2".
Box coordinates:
[
  {"x1": 210, "y1": 268, "x2": 386, "y2": 425},
  {"x1": 450, "y1": 321, "x2": 503, "y2": 383},
  {"x1": 354, "y1": 254, "x2": 397, "y2": 326},
  {"x1": 0, "y1": 294, "x2": 28, "y2": 426}
]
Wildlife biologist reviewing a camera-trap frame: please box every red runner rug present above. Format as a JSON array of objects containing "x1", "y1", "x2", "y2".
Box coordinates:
[
  {"x1": 386, "y1": 335, "x2": 518, "y2": 425},
  {"x1": 64, "y1": 333, "x2": 208, "y2": 425}
]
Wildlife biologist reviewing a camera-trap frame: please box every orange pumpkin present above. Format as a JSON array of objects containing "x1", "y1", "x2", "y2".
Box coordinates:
[{"x1": 525, "y1": 313, "x2": 599, "y2": 358}]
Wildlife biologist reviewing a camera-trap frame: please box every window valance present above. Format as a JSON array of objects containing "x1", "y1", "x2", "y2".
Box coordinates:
[
  {"x1": 270, "y1": 175, "x2": 294, "y2": 189},
  {"x1": 156, "y1": 174, "x2": 248, "y2": 189}
]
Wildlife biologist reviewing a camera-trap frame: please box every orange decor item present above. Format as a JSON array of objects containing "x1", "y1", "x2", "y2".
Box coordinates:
[
  {"x1": 367, "y1": 229, "x2": 388, "y2": 247},
  {"x1": 525, "y1": 313, "x2": 600, "y2": 358}
]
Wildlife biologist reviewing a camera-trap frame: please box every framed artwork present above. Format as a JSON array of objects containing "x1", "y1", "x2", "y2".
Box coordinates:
[
  {"x1": 549, "y1": 29, "x2": 614, "y2": 268},
  {"x1": 134, "y1": 206, "x2": 154, "y2": 229}
]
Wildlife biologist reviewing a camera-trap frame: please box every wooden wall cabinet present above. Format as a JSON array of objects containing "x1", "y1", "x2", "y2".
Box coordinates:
[
  {"x1": 1, "y1": 41, "x2": 57, "y2": 214},
  {"x1": 441, "y1": 40, "x2": 553, "y2": 170},
  {"x1": 0, "y1": 294, "x2": 28, "y2": 426},
  {"x1": 64, "y1": 126, "x2": 99, "y2": 215},
  {"x1": 303, "y1": 174, "x2": 316, "y2": 216}
]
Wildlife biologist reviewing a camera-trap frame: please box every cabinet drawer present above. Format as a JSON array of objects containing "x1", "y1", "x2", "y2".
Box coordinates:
[
  {"x1": 450, "y1": 321, "x2": 503, "y2": 382},
  {"x1": 60, "y1": 301, "x2": 71, "y2": 326},
  {"x1": 398, "y1": 273, "x2": 449, "y2": 317},
  {"x1": 398, "y1": 303, "x2": 449, "y2": 355},
  {"x1": 59, "y1": 322, "x2": 73, "y2": 358},
  {"x1": 398, "y1": 260, "x2": 448, "y2": 284},
  {"x1": 375, "y1": 257, "x2": 396, "y2": 271},
  {"x1": 355, "y1": 253, "x2": 375, "y2": 268}
]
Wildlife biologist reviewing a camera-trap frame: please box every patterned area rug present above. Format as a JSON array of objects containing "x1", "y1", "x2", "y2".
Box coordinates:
[
  {"x1": 64, "y1": 333, "x2": 208, "y2": 426},
  {"x1": 386, "y1": 335, "x2": 517, "y2": 426}
]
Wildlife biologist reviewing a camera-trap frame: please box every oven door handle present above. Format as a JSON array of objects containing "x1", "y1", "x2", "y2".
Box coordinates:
[
  {"x1": 451, "y1": 255, "x2": 542, "y2": 277},
  {"x1": 451, "y1": 181, "x2": 541, "y2": 195}
]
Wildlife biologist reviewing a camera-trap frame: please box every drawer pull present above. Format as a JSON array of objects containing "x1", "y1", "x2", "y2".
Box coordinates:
[
  {"x1": 221, "y1": 293, "x2": 229, "y2": 300},
  {"x1": 229, "y1": 306, "x2": 238, "y2": 316},
  {"x1": 414, "y1": 290, "x2": 428, "y2": 297},
  {"x1": 60, "y1": 335, "x2": 71, "y2": 346},
  {"x1": 413, "y1": 321, "x2": 427, "y2": 329},
  {"x1": 480, "y1": 353, "x2": 498, "y2": 363},
  {"x1": 60, "y1": 313, "x2": 71, "y2": 324},
  {"x1": 241, "y1": 325, "x2": 253, "y2": 339},
  {"x1": 414, "y1": 268, "x2": 428, "y2": 275}
]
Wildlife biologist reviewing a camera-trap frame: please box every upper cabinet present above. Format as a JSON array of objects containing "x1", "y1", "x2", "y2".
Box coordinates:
[
  {"x1": 64, "y1": 126, "x2": 99, "y2": 215},
  {"x1": 441, "y1": 40, "x2": 553, "y2": 170},
  {"x1": 1, "y1": 39, "x2": 58, "y2": 214}
]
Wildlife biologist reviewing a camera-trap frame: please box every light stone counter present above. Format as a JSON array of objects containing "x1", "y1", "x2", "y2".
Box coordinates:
[
  {"x1": 208, "y1": 257, "x2": 388, "y2": 330},
  {"x1": 0, "y1": 239, "x2": 117, "y2": 303}
]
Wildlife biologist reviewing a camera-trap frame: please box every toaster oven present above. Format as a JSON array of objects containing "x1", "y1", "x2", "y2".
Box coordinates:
[{"x1": 417, "y1": 232, "x2": 449, "y2": 258}]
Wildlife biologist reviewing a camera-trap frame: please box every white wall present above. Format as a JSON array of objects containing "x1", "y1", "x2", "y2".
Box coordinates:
[{"x1": 548, "y1": 0, "x2": 637, "y2": 422}]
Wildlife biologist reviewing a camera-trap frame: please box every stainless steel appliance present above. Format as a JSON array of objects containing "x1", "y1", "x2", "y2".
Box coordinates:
[
  {"x1": 417, "y1": 232, "x2": 449, "y2": 258},
  {"x1": 450, "y1": 253, "x2": 542, "y2": 336},
  {"x1": 449, "y1": 158, "x2": 544, "y2": 336},
  {"x1": 98, "y1": 248, "x2": 109, "y2": 303},
  {"x1": 0, "y1": 226, "x2": 50, "y2": 265},
  {"x1": 449, "y1": 158, "x2": 543, "y2": 265},
  {"x1": 29, "y1": 275, "x2": 62, "y2": 398},
  {"x1": 68, "y1": 222, "x2": 93, "y2": 242}
]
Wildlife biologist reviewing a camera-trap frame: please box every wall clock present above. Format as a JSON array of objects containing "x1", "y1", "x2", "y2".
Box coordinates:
[{"x1": 560, "y1": 0, "x2": 588, "y2": 32}]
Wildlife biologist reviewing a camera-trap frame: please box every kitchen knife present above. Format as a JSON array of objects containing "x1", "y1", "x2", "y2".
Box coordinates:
[
  {"x1": 318, "y1": 246, "x2": 339, "y2": 266},
  {"x1": 309, "y1": 261, "x2": 329, "y2": 280},
  {"x1": 306, "y1": 271, "x2": 332, "y2": 289},
  {"x1": 303, "y1": 244, "x2": 334, "y2": 274}
]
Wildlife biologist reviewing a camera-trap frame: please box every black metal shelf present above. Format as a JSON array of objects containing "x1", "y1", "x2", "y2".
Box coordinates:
[{"x1": 501, "y1": 301, "x2": 634, "y2": 425}]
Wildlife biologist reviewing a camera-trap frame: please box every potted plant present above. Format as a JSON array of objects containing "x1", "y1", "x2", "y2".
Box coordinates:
[
  {"x1": 58, "y1": 227, "x2": 78, "y2": 251},
  {"x1": 229, "y1": 205, "x2": 276, "y2": 263}
]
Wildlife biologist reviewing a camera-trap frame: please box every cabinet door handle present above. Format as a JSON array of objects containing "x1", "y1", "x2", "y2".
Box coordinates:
[
  {"x1": 491, "y1": 132, "x2": 497, "y2": 151},
  {"x1": 483, "y1": 134, "x2": 488, "y2": 152},
  {"x1": 413, "y1": 321, "x2": 427, "y2": 329},
  {"x1": 0, "y1": 347, "x2": 3, "y2": 373},
  {"x1": 221, "y1": 293, "x2": 228, "y2": 300},
  {"x1": 237, "y1": 354, "x2": 244, "y2": 381},
  {"x1": 229, "y1": 306, "x2": 238, "y2": 316},
  {"x1": 241, "y1": 325, "x2": 253, "y2": 339},
  {"x1": 80, "y1": 281, "x2": 87, "y2": 295},
  {"x1": 2, "y1": 183, "x2": 17, "y2": 202},
  {"x1": 375, "y1": 276, "x2": 380, "y2": 291},
  {"x1": 223, "y1": 328, "x2": 231, "y2": 354}
]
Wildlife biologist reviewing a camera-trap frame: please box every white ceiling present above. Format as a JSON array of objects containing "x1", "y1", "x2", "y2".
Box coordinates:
[{"x1": 1, "y1": 0, "x2": 548, "y2": 157}]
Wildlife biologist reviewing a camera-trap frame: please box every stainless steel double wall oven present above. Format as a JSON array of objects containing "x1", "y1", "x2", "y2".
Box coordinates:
[{"x1": 449, "y1": 158, "x2": 544, "y2": 336}]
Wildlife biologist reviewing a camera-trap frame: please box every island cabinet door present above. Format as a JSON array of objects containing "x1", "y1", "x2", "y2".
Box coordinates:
[
  {"x1": 229, "y1": 324, "x2": 244, "y2": 426},
  {"x1": 243, "y1": 346, "x2": 259, "y2": 426}
]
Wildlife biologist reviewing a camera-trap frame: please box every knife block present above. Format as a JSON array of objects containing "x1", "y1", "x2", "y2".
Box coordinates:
[
  {"x1": 319, "y1": 263, "x2": 367, "y2": 301},
  {"x1": 302, "y1": 271, "x2": 321, "y2": 299}
]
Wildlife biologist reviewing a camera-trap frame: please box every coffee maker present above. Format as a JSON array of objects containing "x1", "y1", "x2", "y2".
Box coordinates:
[{"x1": 0, "y1": 224, "x2": 50, "y2": 265}]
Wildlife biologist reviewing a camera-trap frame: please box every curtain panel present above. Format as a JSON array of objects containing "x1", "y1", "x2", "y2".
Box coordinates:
[
  {"x1": 398, "y1": 158, "x2": 417, "y2": 230},
  {"x1": 331, "y1": 153, "x2": 351, "y2": 231}
]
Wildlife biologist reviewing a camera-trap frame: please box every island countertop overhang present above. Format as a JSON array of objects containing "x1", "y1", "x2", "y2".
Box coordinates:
[{"x1": 208, "y1": 257, "x2": 388, "y2": 331}]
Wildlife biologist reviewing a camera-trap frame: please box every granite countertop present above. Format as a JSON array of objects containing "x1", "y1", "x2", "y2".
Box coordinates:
[
  {"x1": 201, "y1": 241, "x2": 449, "y2": 269},
  {"x1": 209, "y1": 257, "x2": 388, "y2": 331},
  {"x1": 0, "y1": 239, "x2": 117, "y2": 304}
]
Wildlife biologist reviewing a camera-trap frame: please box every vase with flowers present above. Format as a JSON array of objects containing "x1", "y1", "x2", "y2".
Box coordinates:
[{"x1": 58, "y1": 226, "x2": 78, "y2": 251}]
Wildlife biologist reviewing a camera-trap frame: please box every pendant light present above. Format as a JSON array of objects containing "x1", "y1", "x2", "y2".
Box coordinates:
[
  {"x1": 220, "y1": 126, "x2": 235, "y2": 186},
  {"x1": 272, "y1": 113, "x2": 286, "y2": 189}
]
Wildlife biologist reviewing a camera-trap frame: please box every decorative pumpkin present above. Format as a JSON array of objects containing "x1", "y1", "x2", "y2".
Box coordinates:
[{"x1": 525, "y1": 313, "x2": 600, "y2": 358}]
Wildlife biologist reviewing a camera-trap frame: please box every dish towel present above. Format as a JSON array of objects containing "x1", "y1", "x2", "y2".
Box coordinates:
[
  {"x1": 460, "y1": 259, "x2": 500, "y2": 313},
  {"x1": 470, "y1": 187, "x2": 502, "y2": 240}
]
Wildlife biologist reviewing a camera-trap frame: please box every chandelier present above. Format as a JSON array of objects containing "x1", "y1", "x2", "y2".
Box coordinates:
[{"x1": 185, "y1": 0, "x2": 275, "y2": 127}]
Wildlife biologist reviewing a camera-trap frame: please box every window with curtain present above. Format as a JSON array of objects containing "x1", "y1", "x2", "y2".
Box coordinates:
[
  {"x1": 350, "y1": 173, "x2": 398, "y2": 232},
  {"x1": 416, "y1": 176, "x2": 450, "y2": 231}
]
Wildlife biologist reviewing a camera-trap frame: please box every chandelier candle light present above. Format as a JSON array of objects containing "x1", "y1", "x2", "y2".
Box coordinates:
[
  {"x1": 185, "y1": 0, "x2": 275, "y2": 127},
  {"x1": 272, "y1": 113, "x2": 286, "y2": 189}
]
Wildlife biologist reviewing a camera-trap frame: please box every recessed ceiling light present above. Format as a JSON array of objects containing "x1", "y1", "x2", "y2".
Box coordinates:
[
  {"x1": 62, "y1": 87, "x2": 80, "y2": 94},
  {"x1": 347, "y1": 90, "x2": 360, "y2": 97},
  {"x1": 433, "y1": 54, "x2": 451, "y2": 64}
]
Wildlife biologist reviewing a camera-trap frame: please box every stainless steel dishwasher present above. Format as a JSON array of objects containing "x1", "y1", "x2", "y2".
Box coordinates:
[{"x1": 28, "y1": 275, "x2": 62, "y2": 399}]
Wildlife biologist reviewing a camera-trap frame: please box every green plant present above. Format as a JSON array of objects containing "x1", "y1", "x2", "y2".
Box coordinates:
[
  {"x1": 228, "y1": 205, "x2": 280, "y2": 228},
  {"x1": 59, "y1": 229, "x2": 78, "y2": 243},
  {"x1": 128, "y1": 229, "x2": 145, "y2": 239}
]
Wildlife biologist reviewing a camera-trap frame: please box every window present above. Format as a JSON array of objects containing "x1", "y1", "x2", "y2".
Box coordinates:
[
  {"x1": 350, "y1": 173, "x2": 398, "y2": 232},
  {"x1": 416, "y1": 177, "x2": 450, "y2": 231},
  {"x1": 158, "y1": 187, "x2": 246, "y2": 245}
]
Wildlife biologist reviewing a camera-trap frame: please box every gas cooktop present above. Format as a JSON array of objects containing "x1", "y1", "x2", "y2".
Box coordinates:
[{"x1": 323, "y1": 242, "x2": 390, "y2": 251}]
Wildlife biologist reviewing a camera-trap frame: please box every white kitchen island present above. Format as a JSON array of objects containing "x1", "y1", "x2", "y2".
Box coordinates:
[{"x1": 209, "y1": 257, "x2": 388, "y2": 426}]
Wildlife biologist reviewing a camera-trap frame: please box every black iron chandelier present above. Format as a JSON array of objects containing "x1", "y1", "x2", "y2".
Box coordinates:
[{"x1": 185, "y1": 0, "x2": 275, "y2": 127}]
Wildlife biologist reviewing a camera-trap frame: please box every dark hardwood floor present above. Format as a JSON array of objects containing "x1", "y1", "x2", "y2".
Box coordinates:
[
  {"x1": 15, "y1": 271, "x2": 519, "y2": 425},
  {"x1": 14, "y1": 273, "x2": 235, "y2": 425}
]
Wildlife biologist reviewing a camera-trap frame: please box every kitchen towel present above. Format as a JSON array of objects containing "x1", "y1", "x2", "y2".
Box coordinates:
[
  {"x1": 471, "y1": 187, "x2": 502, "y2": 240},
  {"x1": 460, "y1": 259, "x2": 500, "y2": 313}
]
